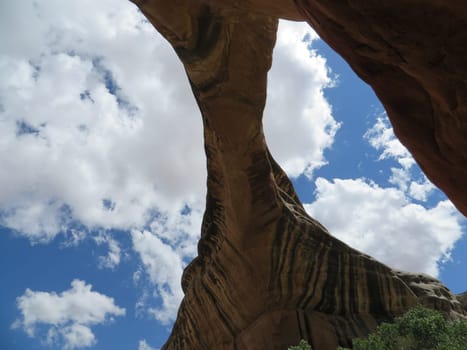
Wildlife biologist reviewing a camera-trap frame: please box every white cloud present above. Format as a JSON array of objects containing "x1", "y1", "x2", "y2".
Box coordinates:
[
  {"x1": 13, "y1": 279, "x2": 125, "y2": 349},
  {"x1": 0, "y1": 5, "x2": 339, "y2": 246},
  {"x1": 364, "y1": 115, "x2": 414, "y2": 169},
  {"x1": 139, "y1": 339, "x2": 159, "y2": 350},
  {"x1": 388, "y1": 167, "x2": 412, "y2": 192},
  {"x1": 305, "y1": 178, "x2": 463, "y2": 277},
  {"x1": 131, "y1": 230, "x2": 185, "y2": 325},
  {"x1": 408, "y1": 180, "x2": 435, "y2": 202},
  {"x1": 364, "y1": 114, "x2": 435, "y2": 201},
  {"x1": 0, "y1": 0, "x2": 205, "y2": 242},
  {"x1": 94, "y1": 233, "x2": 122, "y2": 269},
  {"x1": 129, "y1": 200, "x2": 205, "y2": 323},
  {"x1": 58, "y1": 324, "x2": 96, "y2": 350},
  {"x1": 264, "y1": 21, "x2": 340, "y2": 178}
]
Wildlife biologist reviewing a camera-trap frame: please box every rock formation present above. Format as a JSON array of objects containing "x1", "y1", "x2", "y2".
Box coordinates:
[
  {"x1": 130, "y1": 0, "x2": 466, "y2": 349},
  {"x1": 294, "y1": 0, "x2": 467, "y2": 217},
  {"x1": 458, "y1": 292, "x2": 467, "y2": 312}
]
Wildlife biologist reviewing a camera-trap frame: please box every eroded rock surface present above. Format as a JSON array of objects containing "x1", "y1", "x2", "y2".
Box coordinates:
[
  {"x1": 131, "y1": 0, "x2": 466, "y2": 349},
  {"x1": 295, "y1": 0, "x2": 467, "y2": 216},
  {"x1": 458, "y1": 292, "x2": 467, "y2": 312}
]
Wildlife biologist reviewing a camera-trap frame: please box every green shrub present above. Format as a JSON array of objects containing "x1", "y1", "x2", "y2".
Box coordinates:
[
  {"x1": 288, "y1": 339, "x2": 312, "y2": 350},
  {"x1": 289, "y1": 306, "x2": 467, "y2": 350},
  {"x1": 351, "y1": 305, "x2": 467, "y2": 350}
]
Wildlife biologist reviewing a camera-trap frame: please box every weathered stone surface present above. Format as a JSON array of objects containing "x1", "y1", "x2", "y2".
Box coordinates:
[
  {"x1": 396, "y1": 272, "x2": 465, "y2": 318},
  {"x1": 295, "y1": 0, "x2": 467, "y2": 216},
  {"x1": 458, "y1": 292, "x2": 467, "y2": 312},
  {"x1": 131, "y1": 0, "x2": 466, "y2": 349}
]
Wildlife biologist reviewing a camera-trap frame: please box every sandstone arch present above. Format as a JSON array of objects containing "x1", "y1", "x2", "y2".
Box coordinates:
[{"x1": 130, "y1": 1, "x2": 466, "y2": 348}]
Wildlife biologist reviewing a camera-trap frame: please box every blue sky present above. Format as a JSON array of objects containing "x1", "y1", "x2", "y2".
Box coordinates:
[{"x1": 0, "y1": 2, "x2": 465, "y2": 350}]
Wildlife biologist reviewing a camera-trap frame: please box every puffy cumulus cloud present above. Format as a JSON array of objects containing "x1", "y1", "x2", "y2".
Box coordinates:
[
  {"x1": 139, "y1": 339, "x2": 159, "y2": 350},
  {"x1": 264, "y1": 20, "x2": 340, "y2": 178},
  {"x1": 131, "y1": 200, "x2": 203, "y2": 323},
  {"x1": 47, "y1": 324, "x2": 96, "y2": 350},
  {"x1": 131, "y1": 230, "x2": 185, "y2": 325},
  {"x1": 13, "y1": 279, "x2": 125, "y2": 349},
  {"x1": 0, "y1": 0, "x2": 205, "y2": 242},
  {"x1": 364, "y1": 114, "x2": 435, "y2": 201},
  {"x1": 305, "y1": 177, "x2": 463, "y2": 277},
  {"x1": 408, "y1": 181, "x2": 436, "y2": 202},
  {"x1": 0, "y1": 4, "x2": 338, "y2": 246}
]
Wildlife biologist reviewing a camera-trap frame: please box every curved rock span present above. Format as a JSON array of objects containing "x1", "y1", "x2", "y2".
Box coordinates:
[{"x1": 131, "y1": 0, "x2": 466, "y2": 349}]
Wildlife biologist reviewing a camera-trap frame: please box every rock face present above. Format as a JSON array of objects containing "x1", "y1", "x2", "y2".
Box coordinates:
[
  {"x1": 458, "y1": 292, "x2": 467, "y2": 312},
  {"x1": 131, "y1": 0, "x2": 466, "y2": 349},
  {"x1": 295, "y1": 0, "x2": 467, "y2": 216}
]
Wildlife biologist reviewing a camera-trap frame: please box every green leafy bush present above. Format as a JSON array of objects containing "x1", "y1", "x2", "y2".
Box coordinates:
[
  {"x1": 288, "y1": 339, "x2": 312, "y2": 350},
  {"x1": 289, "y1": 306, "x2": 467, "y2": 350}
]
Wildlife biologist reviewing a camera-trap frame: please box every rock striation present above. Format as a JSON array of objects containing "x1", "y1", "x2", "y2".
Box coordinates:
[{"x1": 131, "y1": 0, "x2": 466, "y2": 349}]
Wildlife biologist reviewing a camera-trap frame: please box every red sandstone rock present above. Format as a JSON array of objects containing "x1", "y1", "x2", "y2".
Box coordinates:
[
  {"x1": 130, "y1": 0, "x2": 467, "y2": 349},
  {"x1": 295, "y1": 0, "x2": 467, "y2": 216}
]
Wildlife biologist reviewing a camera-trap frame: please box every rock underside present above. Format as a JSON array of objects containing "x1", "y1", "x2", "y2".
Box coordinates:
[{"x1": 131, "y1": 0, "x2": 466, "y2": 349}]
